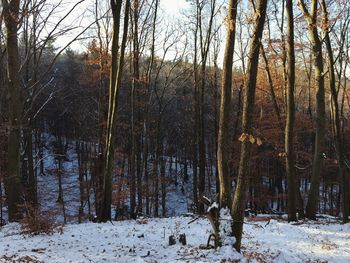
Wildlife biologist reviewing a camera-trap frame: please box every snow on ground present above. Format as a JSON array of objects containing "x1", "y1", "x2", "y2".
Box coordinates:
[
  {"x1": 1, "y1": 216, "x2": 350, "y2": 263},
  {"x1": 36, "y1": 144, "x2": 194, "y2": 222}
]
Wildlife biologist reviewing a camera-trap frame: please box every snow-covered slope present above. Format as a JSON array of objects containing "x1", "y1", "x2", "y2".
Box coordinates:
[{"x1": 1, "y1": 216, "x2": 349, "y2": 262}]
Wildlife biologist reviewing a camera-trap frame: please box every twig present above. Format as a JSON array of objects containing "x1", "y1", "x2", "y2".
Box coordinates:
[{"x1": 188, "y1": 216, "x2": 201, "y2": 224}]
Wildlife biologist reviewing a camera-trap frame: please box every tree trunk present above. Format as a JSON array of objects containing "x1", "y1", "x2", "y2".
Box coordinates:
[
  {"x1": 153, "y1": 153, "x2": 159, "y2": 217},
  {"x1": 3, "y1": 0, "x2": 23, "y2": 222},
  {"x1": 161, "y1": 155, "x2": 166, "y2": 217},
  {"x1": 26, "y1": 129, "x2": 37, "y2": 206},
  {"x1": 100, "y1": 0, "x2": 130, "y2": 222},
  {"x1": 77, "y1": 141, "x2": 84, "y2": 223},
  {"x1": 130, "y1": 0, "x2": 141, "y2": 218},
  {"x1": 260, "y1": 45, "x2": 283, "y2": 131},
  {"x1": 231, "y1": 0, "x2": 268, "y2": 252},
  {"x1": 192, "y1": 18, "x2": 199, "y2": 212},
  {"x1": 197, "y1": 0, "x2": 216, "y2": 214},
  {"x1": 297, "y1": 0, "x2": 326, "y2": 220},
  {"x1": 320, "y1": 0, "x2": 349, "y2": 223},
  {"x1": 217, "y1": 0, "x2": 238, "y2": 209},
  {"x1": 285, "y1": 0, "x2": 297, "y2": 222}
]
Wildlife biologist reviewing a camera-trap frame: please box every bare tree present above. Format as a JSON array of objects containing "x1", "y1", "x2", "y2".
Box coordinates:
[
  {"x1": 100, "y1": 0, "x2": 130, "y2": 222},
  {"x1": 297, "y1": 0, "x2": 326, "y2": 220},
  {"x1": 285, "y1": 0, "x2": 297, "y2": 222},
  {"x1": 217, "y1": 0, "x2": 238, "y2": 209},
  {"x1": 2, "y1": 0, "x2": 23, "y2": 222},
  {"x1": 231, "y1": 0, "x2": 268, "y2": 252},
  {"x1": 320, "y1": 0, "x2": 350, "y2": 223}
]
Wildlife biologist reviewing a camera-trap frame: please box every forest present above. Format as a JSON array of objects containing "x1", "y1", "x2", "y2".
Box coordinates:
[{"x1": 0, "y1": 0, "x2": 350, "y2": 262}]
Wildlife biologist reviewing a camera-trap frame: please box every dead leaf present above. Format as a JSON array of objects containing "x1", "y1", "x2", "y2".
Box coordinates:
[
  {"x1": 238, "y1": 133, "x2": 249, "y2": 142},
  {"x1": 249, "y1": 135, "x2": 256, "y2": 144},
  {"x1": 256, "y1": 138, "x2": 263, "y2": 146}
]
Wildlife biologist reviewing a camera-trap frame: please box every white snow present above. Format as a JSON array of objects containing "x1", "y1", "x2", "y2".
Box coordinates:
[
  {"x1": 218, "y1": 208, "x2": 235, "y2": 246},
  {"x1": 1, "y1": 216, "x2": 350, "y2": 262},
  {"x1": 207, "y1": 202, "x2": 219, "y2": 213}
]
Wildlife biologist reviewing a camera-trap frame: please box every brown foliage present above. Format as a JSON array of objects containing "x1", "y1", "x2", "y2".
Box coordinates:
[{"x1": 20, "y1": 205, "x2": 56, "y2": 235}]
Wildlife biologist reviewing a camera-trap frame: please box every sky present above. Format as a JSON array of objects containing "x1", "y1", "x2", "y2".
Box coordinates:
[
  {"x1": 49, "y1": 0, "x2": 227, "y2": 67},
  {"x1": 54, "y1": 0, "x2": 191, "y2": 51},
  {"x1": 160, "y1": 0, "x2": 189, "y2": 16}
]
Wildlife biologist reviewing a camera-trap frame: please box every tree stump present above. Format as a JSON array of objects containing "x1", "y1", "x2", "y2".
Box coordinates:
[
  {"x1": 169, "y1": 235, "x2": 176, "y2": 246},
  {"x1": 179, "y1": 233, "x2": 187, "y2": 245},
  {"x1": 200, "y1": 196, "x2": 220, "y2": 248}
]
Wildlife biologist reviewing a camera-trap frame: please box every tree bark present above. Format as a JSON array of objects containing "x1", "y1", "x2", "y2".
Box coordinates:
[
  {"x1": 231, "y1": 0, "x2": 268, "y2": 252},
  {"x1": 297, "y1": 0, "x2": 326, "y2": 220},
  {"x1": 320, "y1": 0, "x2": 349, "y2": 223},
  {"x1": 100, "y1": 0, "x2": 130, "y2": 222},
  {"x1": 2, "y1": 0, "x2": 23, "y2": 222},
  {"x1": 192, "y1": 10, "x2": 199, "y2": 212},
  {"x1": 195, "y1": 0, "x2": 216, "y2": 214},
  {"x1": 217, "y1": 0, "x2": 238, "y2": 209},
  {"x1": 285, "y1": 0, "x2": 297, "y2": 222}
]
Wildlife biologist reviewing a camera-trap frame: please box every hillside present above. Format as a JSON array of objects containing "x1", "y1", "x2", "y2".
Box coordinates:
[{"x1": 1, "y1": 216, "x2": 349, "y2": 262}]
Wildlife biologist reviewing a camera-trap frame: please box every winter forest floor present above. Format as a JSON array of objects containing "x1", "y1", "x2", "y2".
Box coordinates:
[
  {"x1": 1, "y1": 215, "x2": 350, "y2": 263},
  {"x1": 1, "y1": 138, "x2": 350, "y2": 262}
]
